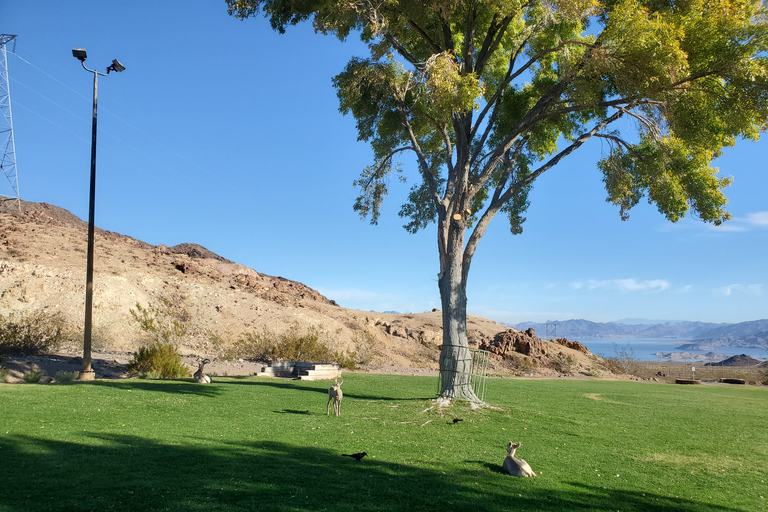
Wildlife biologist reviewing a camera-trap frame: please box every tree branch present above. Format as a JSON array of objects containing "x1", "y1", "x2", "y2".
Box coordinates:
[
  {"x1": 462, "y1": 109, "x2": 626, "y2": 275},
  {"x1": 502, "y1": 108, "x2": 628, "y2": 206},
  {"x1": 397, "y1": 108, "x2": 446, "y2": 215},
  {"x1": 362, "y1": 146, "x2": 416, "y2": 188}
]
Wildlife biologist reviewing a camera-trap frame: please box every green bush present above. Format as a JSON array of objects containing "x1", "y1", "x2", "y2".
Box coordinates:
[
  {"x1": 22, "y1": 370, "x2": 43, "y2": 383},
  {"x1": 0, "y1": 310, "x2": 71, "y2": 354},
  {"x1": 128, "y1": 343, "x2": 189, "y2": 379},
  {"x1": 0, "y1": 367, "x2": 10, "y2": 381},
  {"x1": 128, "y1": 301, "x2": 191, "y2": 379},
  {"x1": 54, "y1": 371, "x2": 78, "y2": 383},
  {"x1": 231, "y1": 325, "x2": 358, "y2": 369}
]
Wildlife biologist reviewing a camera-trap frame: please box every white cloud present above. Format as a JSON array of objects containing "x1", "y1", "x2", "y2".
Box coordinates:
[
  {"x1": 719, "y1": 284, "x2": 763, "y2": 296},
  {"x1": 746, "y1": 211, "x2": 768, "y2": 227},
  {"x1": 675, "y1": 285, "x2": 694, "y2": 294},
  {"x1": 659, "y1": 211, "x2": 768, "y2": 234},
  {"x1": 572, "y1": 278, "x2": 670, "y2": 293}
]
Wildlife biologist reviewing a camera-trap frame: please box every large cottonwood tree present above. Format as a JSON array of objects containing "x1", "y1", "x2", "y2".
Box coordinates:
[{"x1": 227, "y1": 0, "x2": 768, "y2": 400}]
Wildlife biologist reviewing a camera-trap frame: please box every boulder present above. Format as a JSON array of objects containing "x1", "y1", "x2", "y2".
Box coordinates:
[
  {"x1": 553, "y1": 338, "x2": 592, "y2": 355},
  {"x1": 480, "y1": 329, "x2": 549, "y2": 359}
]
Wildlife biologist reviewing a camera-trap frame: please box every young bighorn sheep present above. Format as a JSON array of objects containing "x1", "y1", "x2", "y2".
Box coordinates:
[
  {"x1": 194, "y1": 358, "x2": 212, "y2": 384},
  {"x1": 502, "y1": 442, "x2": 536, "y2": 477},
  {"x1": 327, "y1": 379, "x2": 343, "y2": 416}
]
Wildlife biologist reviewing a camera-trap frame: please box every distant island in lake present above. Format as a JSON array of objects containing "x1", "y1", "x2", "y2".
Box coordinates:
[{"x1": 508, "y1": 318, "x2": 768, "y2": 351}]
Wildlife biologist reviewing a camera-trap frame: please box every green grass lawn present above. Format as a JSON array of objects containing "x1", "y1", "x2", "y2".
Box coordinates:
[{"x1": 1, "y1": 374, "x2": 766, "y2": 511}]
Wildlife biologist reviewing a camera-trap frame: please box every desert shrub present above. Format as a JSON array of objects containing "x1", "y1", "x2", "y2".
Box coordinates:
[
  {"x1": 207, "y1": 332, "x2": 232, "y2": 360},
  {"x1": 128, "y1": 301, "x2": 190, "y2": 379},
  {"x1": 127, "y1": 342, "x2": 189, "y2": 379},
  {"x1": 351, "y1": 329, "x2": 378, "y2": 366},
  {"x1": 232, "y1": 325, "x2": 358, "y2": 369},
  {"x1": 130, "y1": 302, "x2": 188, "y2": 346},
  {"x1": 54, "y1": 371, "x2": 78, "y2": 383},
  {"x1": 22, "y1": 370, "x2": 43, "y2": 383},
  {"x1": 0, "y1": 310, "x2": 71, "y2": 354},
  {"x1": 601, "y1": 343, "x2": 639, "y2": 375},
  {"x1": 550, "y1": 352, "x2": 577, "y2": 374},
  {"x1": 504, "y1": 353, "x2": 538, "y2": 375}
]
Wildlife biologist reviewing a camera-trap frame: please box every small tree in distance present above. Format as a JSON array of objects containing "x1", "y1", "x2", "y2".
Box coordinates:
[{"x1": 227, "y1": 0, "x2": 768, "y2": 401}]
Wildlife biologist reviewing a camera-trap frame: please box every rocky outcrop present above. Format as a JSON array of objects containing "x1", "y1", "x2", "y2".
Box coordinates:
[
  {"x1": 553, "y1": 337, "x2": 591, "y2": 355},
  {"x1": 480, "y1": 328, "x2": 550, "y2": 360}
]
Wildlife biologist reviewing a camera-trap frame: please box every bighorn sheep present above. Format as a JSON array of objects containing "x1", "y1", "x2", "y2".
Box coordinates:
[
  {"x1": 327, "y1": 379, "x2": 343, "y2": 416},
  {"x1": 502, "y1": 442, "x2": 536, "y2": 477},
  {"x1": 194, "y1": 358, "x2": 212, "y2": 384}
]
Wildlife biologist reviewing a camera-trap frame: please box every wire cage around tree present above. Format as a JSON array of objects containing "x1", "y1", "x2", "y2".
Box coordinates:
[{"x1": 437, "y1": 347, "x2": 490, "y2": 402}]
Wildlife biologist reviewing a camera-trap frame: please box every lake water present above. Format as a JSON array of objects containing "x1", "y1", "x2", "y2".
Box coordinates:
[{"x1": 574, "y1": 337, "x2": 768, "y2": 362}]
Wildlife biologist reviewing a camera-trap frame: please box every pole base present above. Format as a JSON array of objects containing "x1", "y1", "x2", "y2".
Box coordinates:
[{"x1": 77, "y1": 370, "x2": 96, "y2": 381}]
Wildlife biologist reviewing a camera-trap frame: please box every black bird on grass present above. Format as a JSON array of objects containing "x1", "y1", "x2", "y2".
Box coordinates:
[
  {"x1": 453, "y1": 418, "x2": 464, "y2": 424},
  {"x1": 342, "y1": 452, "x2": 368, "y2": 461}
]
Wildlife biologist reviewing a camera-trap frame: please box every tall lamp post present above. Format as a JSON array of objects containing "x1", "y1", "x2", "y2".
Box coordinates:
[{"x1": 72, "y1": 47, "x2": 125, "y2": 380}]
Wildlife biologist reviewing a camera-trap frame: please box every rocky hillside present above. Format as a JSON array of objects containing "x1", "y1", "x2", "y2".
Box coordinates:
[{"x1": 0, "y1": 201, "x2": 606, "y2": 377}]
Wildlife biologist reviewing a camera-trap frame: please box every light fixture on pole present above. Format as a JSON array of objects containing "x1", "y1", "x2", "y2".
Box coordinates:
[{"x1": 72, "y1": 47, "x2": 125, "y2": 381}]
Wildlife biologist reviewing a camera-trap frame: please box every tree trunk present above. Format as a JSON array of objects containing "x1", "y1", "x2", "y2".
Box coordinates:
[{"x1": 437, "y1": 229, "x2": 480, "y2": 401}]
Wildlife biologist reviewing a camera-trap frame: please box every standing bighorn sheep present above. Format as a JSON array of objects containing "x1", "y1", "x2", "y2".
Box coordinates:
[
  {"x1": 327, "y1": 379, "x2": 343, "y2": 416},
  {"x1": 194, "y1": 358, "x2": 212, "y2": 384},
  {"x1": 502, "y1": 442, "x2": 536, "y2": 477}
]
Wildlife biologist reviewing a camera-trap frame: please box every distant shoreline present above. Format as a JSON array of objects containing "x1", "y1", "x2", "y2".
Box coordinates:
[{"x1": 574, "y1": 337, "x2": 767, "y2": 363}]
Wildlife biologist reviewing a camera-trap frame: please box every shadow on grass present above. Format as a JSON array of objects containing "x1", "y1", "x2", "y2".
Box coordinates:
[
  {"x1": 224, "y1": 377, "x2": 436, "y2": 401},
  {"x1": 0, "y1": 433, "x2": 745, "y2": 512},
  {"x1": 466, "y1": 460, "x2": 508, "y2": 474},
  {"x1": 86, "y1": 379, "x2": 223, "y2": 397}
]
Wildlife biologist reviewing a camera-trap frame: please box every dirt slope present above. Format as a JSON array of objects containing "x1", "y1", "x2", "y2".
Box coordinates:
[{"x1": 0, "y1": 201, "x2": 607, "y2": 378}]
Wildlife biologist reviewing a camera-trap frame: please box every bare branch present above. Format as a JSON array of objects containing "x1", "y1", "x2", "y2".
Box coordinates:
[
  {"x1": 383, "y1": 33, "x2": 422, "y2": 67},
  {"x1": 362, "y1": 146, "x2": 416, "y2": 188},
  {"x1": 593, "y1": 133, "x2": 634, "y2": 151}
]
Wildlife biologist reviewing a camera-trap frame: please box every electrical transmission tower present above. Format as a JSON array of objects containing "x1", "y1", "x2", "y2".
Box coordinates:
[{"x1": 0, "y1": 34, "x2": 20, "y2": 211}]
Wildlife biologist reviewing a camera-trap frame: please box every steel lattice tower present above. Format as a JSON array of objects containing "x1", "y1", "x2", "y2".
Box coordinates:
[{"x1": 0, "y1": 34, "x2": 20, "y2": 211}]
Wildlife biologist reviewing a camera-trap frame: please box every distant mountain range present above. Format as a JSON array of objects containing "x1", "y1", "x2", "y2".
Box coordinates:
[{"x1": 508, "y1": 319, "x2": 768, "y2": 350}]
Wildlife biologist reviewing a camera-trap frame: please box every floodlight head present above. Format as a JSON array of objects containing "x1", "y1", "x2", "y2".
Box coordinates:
[
  {"x1": 107, "y1": 59, "x2": 125, "y2": 73},
  {"x1": 72, "y1": 47, "x2": 88, "y2": 61}
]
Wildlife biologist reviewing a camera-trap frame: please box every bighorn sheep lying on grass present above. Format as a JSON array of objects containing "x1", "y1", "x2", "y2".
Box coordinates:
[
  {"x1": 327, "y1": 379, "x2": 343, "y2": 416},
  {"x1": 502, "y1": 442, "x2": 536, "y2": 477},
  {"x1": 194, "y1": 358, "x2": 212, "y2": 384}
]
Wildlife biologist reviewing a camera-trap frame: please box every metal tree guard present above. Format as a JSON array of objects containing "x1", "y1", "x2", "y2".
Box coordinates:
[{"x1": 437, "y1": 347, "x2": 490, "y2": 402}]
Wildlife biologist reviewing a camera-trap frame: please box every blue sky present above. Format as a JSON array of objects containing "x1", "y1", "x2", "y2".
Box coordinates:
[{"x1": 2, "y1": 1, "x2": 766, "y2": 325}]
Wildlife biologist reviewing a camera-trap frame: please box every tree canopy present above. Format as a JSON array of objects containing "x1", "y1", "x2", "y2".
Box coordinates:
[
  {"x1": 228, "y1": 0, "x2": 768, "y2": 399},
  {"x1": 230, "y1": 0, "x2": 767, "y2": 234}
]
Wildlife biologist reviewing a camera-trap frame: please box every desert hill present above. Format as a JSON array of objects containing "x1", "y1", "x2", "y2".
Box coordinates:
[{"x1": 0, "y1": 200, "x2": 604, "y2": 377}]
